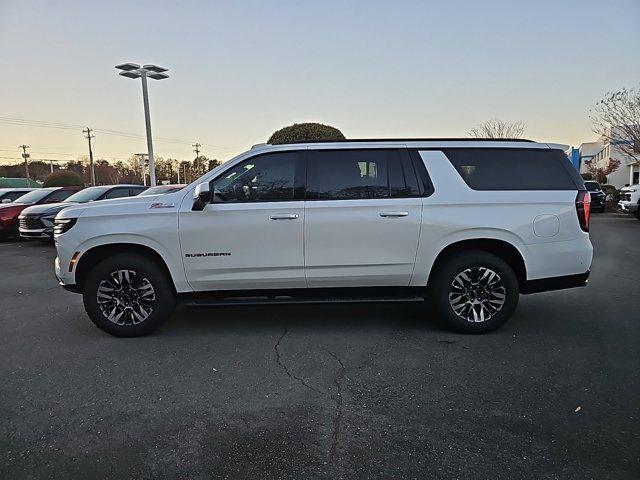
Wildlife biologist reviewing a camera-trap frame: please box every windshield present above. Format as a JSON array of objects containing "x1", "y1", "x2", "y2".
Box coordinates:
[
  {"x1": 65, "y1": 186, "x2": 111, "y2": 203},
  {"x1": 584, "y1": 181, "x2": 600, "y2": 192},
  {"x1": 139, "y1": 186, "x2": 182, "y2": 196},
  {"x1": 13, "y1": 189, "x2": 51, "y2": 204}
]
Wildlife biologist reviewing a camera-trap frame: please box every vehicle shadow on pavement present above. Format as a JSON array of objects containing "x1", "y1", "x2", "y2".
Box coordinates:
[{"x1": 161, "y1": 302, "x2": 450, "y2": 337}]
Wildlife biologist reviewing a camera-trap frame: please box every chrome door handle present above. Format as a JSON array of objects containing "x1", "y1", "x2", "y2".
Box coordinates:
[
  {"x1": 270, "y1": 213, "x2": 299, "y2": 220},
  {"x1": 379, "y1": 211, "x2": 409, "y2": 217}
]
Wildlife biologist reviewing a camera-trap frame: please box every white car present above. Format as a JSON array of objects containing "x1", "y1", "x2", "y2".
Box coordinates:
[
  {"x1": 618, "y1": 185, "x2": 640, "y2": 219},
  {"x1": 53, "y1": 139, "x2": 593, "y2": 337}
]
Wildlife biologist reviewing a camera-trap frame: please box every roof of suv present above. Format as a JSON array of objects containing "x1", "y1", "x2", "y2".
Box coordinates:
[{"x1": 252, "y1": 138, "x2": 550, "y2": 150}]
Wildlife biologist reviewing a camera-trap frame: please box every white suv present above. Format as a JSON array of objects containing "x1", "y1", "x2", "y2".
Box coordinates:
[
  {"x1": 53, "y1": 139, "x2": 593, "y2": 337},
  {"x1": 618, "y1": 184, "x2": 640, "y2": 219}
]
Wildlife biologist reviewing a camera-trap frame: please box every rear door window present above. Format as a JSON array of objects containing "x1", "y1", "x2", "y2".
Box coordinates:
[
  {"x1": 443, "y1": 148, "x2": 580, "y2": 190},
  {"x1": 306, "y1": 149, "x2": 422, "y2": 200}
]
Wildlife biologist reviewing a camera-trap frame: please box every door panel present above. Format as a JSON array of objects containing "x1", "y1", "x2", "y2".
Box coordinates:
[
  {"x1": 304, "y1": 198, "x2": 422, "y2": 287},
  {"x1": 178, "y1": 149, "x2": 306, "y2": 291},
  {"x1": 179, "y1": 201, "x2": 305, "y2": 290},
  {"x1": 303, "y1": 148, "x2": 423, "y2": 288}
]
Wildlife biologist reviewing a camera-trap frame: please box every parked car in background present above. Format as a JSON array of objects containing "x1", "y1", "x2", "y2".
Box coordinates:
[
  {"x1": 618, "y1": 184, "x2": 640, "y2": 219},
  {"x1": 53, "y1": 139, "x2": 593, "y2": 337},
  {"x1": 0, "y1": 188, "x2": 37, "y2": 203},
  {"x1": 19, "y1": 185, "x2": 147, "y2": 240},
  {"x1": 138, "y1": 184, "x2": 186, "y2": 196},
  {"x1": 584, "y1": 181, "x2": 606, "y2": 213},
  {"x1": 0, "y1": 186, "x2": 83, "y2": 239}
]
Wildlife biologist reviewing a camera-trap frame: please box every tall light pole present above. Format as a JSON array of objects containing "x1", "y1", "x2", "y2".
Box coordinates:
[{"x1": 115, "y1": 63, "x2": 169, "y2": 186}]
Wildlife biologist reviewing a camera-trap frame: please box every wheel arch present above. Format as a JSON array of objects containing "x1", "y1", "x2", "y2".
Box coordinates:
[
  {"x1": 426, "y1": 238, "x2": 527, "y2": 292},
  {"x1": 74, "y1": 243, "x2": 176, "y2": 292}
]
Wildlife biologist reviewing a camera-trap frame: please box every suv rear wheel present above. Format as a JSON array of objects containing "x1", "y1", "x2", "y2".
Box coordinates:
[
  {"x1": 83, "y1": 253, "x2": 176, "y2": 337},
  {"x1": 430, "y1": 250, "x2": 519, "y2": 333}
]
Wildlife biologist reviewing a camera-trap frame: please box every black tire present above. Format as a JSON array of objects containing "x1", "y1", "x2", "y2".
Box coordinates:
[
  {"x1": 635, "y1": 205, "x2": 640, "y2": 220},
  {"x1": 83, "y1": 253, "x2": 176, "y2": 337},
  {"x1": 429, "y1": 250, "x2": 519, "y2": 334}
]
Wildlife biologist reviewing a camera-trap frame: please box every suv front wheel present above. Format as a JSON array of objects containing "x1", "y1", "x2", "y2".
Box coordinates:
[
  {"x1": 83, "y1": 253, "x2": 176, "y2": 337},
  {"x1": 430, "y1": 250, "x2": 519, "y2": 333}
]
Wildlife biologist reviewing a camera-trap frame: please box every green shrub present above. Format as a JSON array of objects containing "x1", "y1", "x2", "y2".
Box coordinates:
[
  {"x1": 268, "y1": 123, "x2": 346, "y2": 145},
  {"x1": 581, "y1": 173, "x2": 593, "y2": 181},
  {"x1": 43, "y1": 170, "x2": 84, "y2": 187},
  {"x1": 601, "y1": 184, "x2": 619, "y2": 201}
]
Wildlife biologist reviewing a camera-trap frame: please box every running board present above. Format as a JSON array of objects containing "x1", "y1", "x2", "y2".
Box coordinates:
[{"x1": 180, "y1": 287, "x2": 426, "y2": 307}]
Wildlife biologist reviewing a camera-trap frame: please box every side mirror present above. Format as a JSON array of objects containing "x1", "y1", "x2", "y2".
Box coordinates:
[{"x1": 192, "y1": 182, "x2": 212, "y2": 211}]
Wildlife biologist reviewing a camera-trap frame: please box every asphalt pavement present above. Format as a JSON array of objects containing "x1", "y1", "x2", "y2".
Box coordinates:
[{"x1": 1, "y1": 213, "x2": 639, "y2": 479}]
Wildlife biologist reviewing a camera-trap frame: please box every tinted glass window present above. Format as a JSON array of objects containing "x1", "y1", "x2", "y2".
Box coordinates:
[
  {"x1": 443, "y1": 148, "x2": 578, "y2": 190},
  {"x1": 307, "y1": 149, "x2": 420, "y2": 200},
  {"x1": 0, "y1": 191, "x2": 27, "y2": 202},
  {"x1": 584, "y1": 181, "x2": 600, "y2": 192},
  {"x1": 45, "y1": 189, "x2": 77, "y2": 203},
  {"x1": 13, "y1": 189, "x2": 52, "y2": 204},
  {"x1": 66, "y1": 187, "x2": 110, "y2": 203},
  {"x1": 213, "y1": 151, "x2": 299, "y2": 203},
  {"x1": 104, "y1": 188, "x2": 132, "y2": 199}
]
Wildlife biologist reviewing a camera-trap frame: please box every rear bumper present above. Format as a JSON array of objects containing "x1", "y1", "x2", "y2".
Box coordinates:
[{"x1": 521, "y1": 271, "x2": 590, "y2": 294}]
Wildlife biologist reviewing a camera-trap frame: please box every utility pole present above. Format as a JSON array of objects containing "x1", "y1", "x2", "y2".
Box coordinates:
[
  {"x1": 49, "y1": 160, "x2": 54, "y2": 173},
  {"x1": 192, "y1": 142, "x2": 201, "y2": 176},
  {"x1": 19, "y1": 145, "x2": 30, "y2": 180},
  {"x1": 83, "y1": 128, "x2": 96, "y2": 186},
  {"x1": 176, "y1": 160, "x2": 180, "y2": 184}
]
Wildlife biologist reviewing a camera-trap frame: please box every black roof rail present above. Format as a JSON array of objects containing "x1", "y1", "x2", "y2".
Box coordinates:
[{"x1": 273, "y1": 138, "x2": 535, "y2": 144}]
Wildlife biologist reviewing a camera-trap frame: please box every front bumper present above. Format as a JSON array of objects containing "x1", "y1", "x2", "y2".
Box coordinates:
[
  {"x1": 54, "y1": 256, "x2": 81, "y2": 293},
  {"x1": 618, "y1": 201, "x2": 638, "y2": 213},
  {"x1": 19, "y1": 227, "x2": 53, "y2": 239}
]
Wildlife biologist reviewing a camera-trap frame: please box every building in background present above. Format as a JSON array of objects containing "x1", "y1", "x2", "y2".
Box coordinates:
[
  {"x1": 0, "y1": 177, "x2": 41, "y2": 188},
  {"x1": 579, "y1": 126, "x2": 640, "y2": 188}
]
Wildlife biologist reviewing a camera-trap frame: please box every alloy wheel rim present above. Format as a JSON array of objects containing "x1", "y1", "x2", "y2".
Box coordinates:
[
  {"x1": 96, "y1": 269, "x2": 156, "y2": 325},
  {"x1": 448, "y1": 267, "x2": 506, "y2": 323}
]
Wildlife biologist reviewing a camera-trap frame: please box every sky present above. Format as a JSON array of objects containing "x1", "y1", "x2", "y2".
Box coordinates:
[{"x1": 0, "y1": 0, "x2": 639, "y2": 166}]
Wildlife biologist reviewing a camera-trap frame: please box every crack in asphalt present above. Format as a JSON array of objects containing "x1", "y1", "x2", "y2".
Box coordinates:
[
  {"x1": 322, "y1": 348, "x2": 346, "y2": 464},
  {"x1": 273, "y1": 327, "x2": 322, "y2": 394}
]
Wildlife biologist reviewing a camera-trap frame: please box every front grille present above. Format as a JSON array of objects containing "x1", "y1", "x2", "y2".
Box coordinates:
[
  {"x1": 19, "y1": 217, "x2": 45, "y2": 230},
  {"x1": 620, "y1": 193, "x2": 631, "y2": 202}
]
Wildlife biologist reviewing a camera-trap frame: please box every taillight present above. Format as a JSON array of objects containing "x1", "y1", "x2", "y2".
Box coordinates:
[{"x1": 576, "y1": 190, "x2": 591, "y2": 232}]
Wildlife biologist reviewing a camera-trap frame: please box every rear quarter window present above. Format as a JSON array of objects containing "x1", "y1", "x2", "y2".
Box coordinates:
[{"x1": 442, "y1": 148, "x2": 581, "y2": 191}]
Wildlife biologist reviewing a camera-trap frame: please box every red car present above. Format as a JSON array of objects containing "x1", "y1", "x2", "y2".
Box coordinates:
[{"x1": 0, "y1": 186, "x2": 83, "y2": 239}]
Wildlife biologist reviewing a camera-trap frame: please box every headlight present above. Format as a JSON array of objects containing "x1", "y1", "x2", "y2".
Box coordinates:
[{"x1": 53, "y1": 218, "x2": 77, "y2": 235}]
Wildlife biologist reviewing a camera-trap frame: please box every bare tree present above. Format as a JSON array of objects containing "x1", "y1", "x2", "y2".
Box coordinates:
[
  {"x1": 468, "y1": 119, "x2": 526, "y2": 139},
  {"x1": 591, "y1": 87, "x2": 640, "y2": 163}
]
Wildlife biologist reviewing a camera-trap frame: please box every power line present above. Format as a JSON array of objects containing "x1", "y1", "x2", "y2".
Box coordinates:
[{"x1": 0, "y1": 115, "x2": 231, "y2": 150}]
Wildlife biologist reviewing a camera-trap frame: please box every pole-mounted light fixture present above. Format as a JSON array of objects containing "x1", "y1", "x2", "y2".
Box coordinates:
[{"x1": 115, "y1": 63, "x2": 169, "y2": 186}]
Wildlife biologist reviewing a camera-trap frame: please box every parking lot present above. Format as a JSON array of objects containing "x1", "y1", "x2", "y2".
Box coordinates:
[{"x1": 1, "y1": 213, "x2": 638, "y2": 479}]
